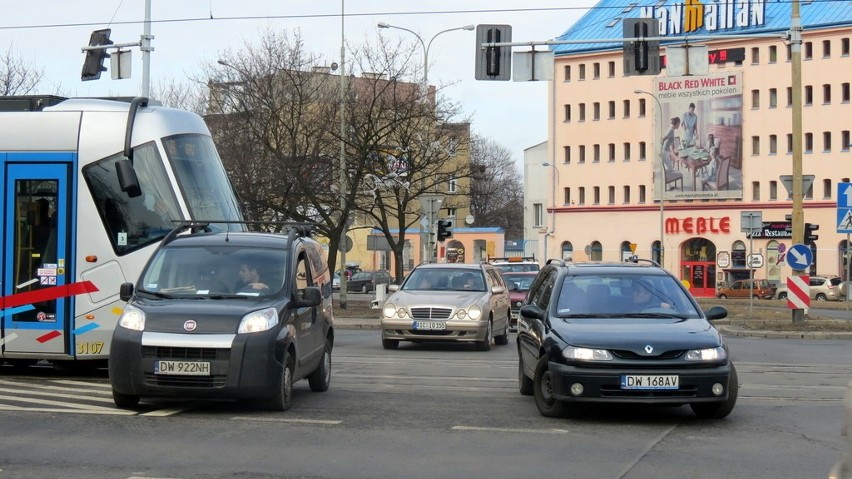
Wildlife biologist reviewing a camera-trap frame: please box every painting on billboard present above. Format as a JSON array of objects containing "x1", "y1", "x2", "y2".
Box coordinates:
[{"x1": 653, "y1": 71, "x2": 743, "y2": 201}]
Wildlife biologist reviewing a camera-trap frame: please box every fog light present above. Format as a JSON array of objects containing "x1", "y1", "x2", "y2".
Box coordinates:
[
  {"x1": 570, "y1": 383, "x2": 584, "y2": 396},
  {"x1": 712, "y1": 383, "x2": 725, "y2": 396}
]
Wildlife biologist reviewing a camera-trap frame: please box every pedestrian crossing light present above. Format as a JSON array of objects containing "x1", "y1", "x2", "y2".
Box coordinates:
[
  {"x1": 81, "y1": 29, "x2": 113, "y2": 81},
  {"x1": 805, "y1": 222, "x2": 819, "y2": 242},
  {"x1": 437, "y1": 219, "x2": 453, "y2": 242}
]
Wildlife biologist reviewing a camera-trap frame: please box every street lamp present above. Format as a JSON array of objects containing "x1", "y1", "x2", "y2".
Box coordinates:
[
  {"x1": 541, "y1": 162, "x2": 559, "y2": 260},
  {"x1": 377, "y1": 22, "x2": 475, "y2": 94},
  {"x1": 634, "y1": 89, "x2": 665, "y2": 267}
]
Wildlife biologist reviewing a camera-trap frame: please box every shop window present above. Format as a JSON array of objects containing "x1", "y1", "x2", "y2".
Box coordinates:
[
  {"x1": 651, "y1": 240, "x2": 661, "y2": 264},
  {"x1": 732, "y1": 241, "x2": 746, "y2": 268},
  {"x1": 767, "y1": 241, "x2": 781, "y2": 284},
  {"x1": 590, "y1": 241, "x2": 603, "y2": 261},
  {"x1": 561, "y1": 241, "x2": 573, "y2": 261}
]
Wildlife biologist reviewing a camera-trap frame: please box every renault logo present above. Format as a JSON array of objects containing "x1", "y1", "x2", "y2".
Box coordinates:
[
  {"x1": 184, "y1": 320, "x2": 197, "y2": 332},
  {"x1": 644, "y1": 345, "x2": 654, "y2": 354}
]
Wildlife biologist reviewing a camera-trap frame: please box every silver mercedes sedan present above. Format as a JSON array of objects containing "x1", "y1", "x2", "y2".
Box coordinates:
[{"x1": 380, "y1": 263, "x2": 512, "y2": 351}]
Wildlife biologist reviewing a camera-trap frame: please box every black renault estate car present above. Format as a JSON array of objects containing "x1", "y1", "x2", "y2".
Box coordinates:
[
  {"x1": 109, "y1": 222, "x2": 334, "y2": 411},
  {"x1": 517, "y1": 258, "x2": 737, "y2": 419}
]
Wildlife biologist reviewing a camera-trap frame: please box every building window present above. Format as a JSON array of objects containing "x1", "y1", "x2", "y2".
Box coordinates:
[
  {"x1": 824, "y1": 131, "x2": 832, "y2": 152},
  {"x1": 824, "y1": 84, "x2": 831, "y2": 104},
  {"x1": 824, "y1": 179, "x2": 832, "y2": 199},
  {"x1": 843, "y1": 131, "x2": 850, "y2": 151},
  {"x1": 563, "y1": 146, "x2": 571, "y2": 163},
  {"x1": 751, "y1": 89, "x2": 760, "y2": 109},
  {"x1": 593, "y1": 102, "x2": 600, "y2": 121},
  {"x1": 786, "y1": 44, "x2": 792, "y2": 61},
  {"x1": 769, "y1": 88, "x2": 778, "y2": 108},
  {"x1": 732, "y1": 241, "x2": 747, "y2": 268},
  {"x1": 593, "y1": 144, "x2": 601, "y2": 163},
  {"x1": 639, "y1": 185, "x2": 646, "y2": 203},
  {"x1": 639, "y1": 141, "x2": 647, "y2": 160},
  {"x1": 769, "y1": 134, "x2": 778, "y2": 154},
  {"x1": 623, "y1": 99, "x2": 631, "y2": 118},
  {"x1": 769, "y1": 180, "x2": 778, "y2": 200},
  {"x1": 579, "y1": 145, "x2": 586, "y2": 163},
  {"x1": 769, "y1": 45, "x2": 778, "y2": 63},
  {"x1": 823, "y1": 39, "x2": 831, "y2": 58},
  {"x1": 750, "y1": 47, "x2": 759, "y2": 64},
  {"x1": 593, "y1": 186, "x2": 600, "y2": 205},
  {"x1": 624, "y1": 142, "x2": 631, "y2": 161},
  {"x1": 751, "y1": 136, "x2": 760, "y2": 155},
  {"x1": 805, "y1": 133, "x2": 813, "y2": 153},
  {"x1": 843, "y1": 83, "x2": 850, "y2": 102},
  {"x1": 806, "y1": 182, "x2": 814, "y2": 200},
  {"x1": 752, "y1": 181, "x2": 760, "y2": 201},
  {"x1": 608, "y1": 186, "x2": 615, "y2": 204},
  {"x1": 578, "y1": 187, "x2": 586, "y2": 205},
  {"x1": 787, "y1": 133, "x2": 793, "y2": 153},
  {"x1": 805, "y1": 85, "x2": 813, "y2": 105},
  {"x1": 533, "y1": 203, "x2": 544, "y2": 227},
  {"x1": 623, "y1": 185, "x2": 630, "y2": 204},
  {"x1": 804, "y1": 41, "x2": 813, "y2": 60},
  {"x1": 593, "y1": 62, "x2": 600, "y2": 79},
  {"x1": 608, "y1": 143, "x2": 616, "y2": 162},
  {"x1": 608, "y1": 101, "x2": 616, "y2": 119},
  {"x1": 446, "y1": 207, "x2": 457, "y2": 218},
  {"x1": 579, "y1": 64, "x2": 586, "y2": 80},
  {"x1": 579, "y1": 103, "x2": 586, "y2": 122},
  {"x1": 608, "y1": 61, "x2": 616, "y2": 77},
  {"x1": 564, "y1": 104, "x2": 571, "y2": 122},
  {"x1": 843, "y1": 38, "x2": 850, "y2": 56},
  {"x1": 561, "y1": 242, "x2": 574, "y2": 261},
  {"x1": 564, "y1": 65, "x2": 571, "y2": 81},
  {"x1": 786, "y1": 87, "x2": 793, "y2": 107},
  {"x1": 590, "y1": 241, "x2": 603, "y2": 261},
  {"x1": 564, "y1": 187, "x2": 571, "y2": 205},
  {"x1": 448, "y1": 175, "x2": 457, "y2": 193},
  {"x1": 638, "y1": 98, "x2": 646, "y2": 117}
]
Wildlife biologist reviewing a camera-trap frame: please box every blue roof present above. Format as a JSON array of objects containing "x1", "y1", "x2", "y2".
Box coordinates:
[
  {"x1": 553, "y1": 0, "x2": 852, "y2": 55},
  {"x1": 376, "y1": 227, "x2": 505, "y2": 235}
]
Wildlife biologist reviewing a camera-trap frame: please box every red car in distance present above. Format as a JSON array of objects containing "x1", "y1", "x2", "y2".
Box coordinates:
[{"x1": 501, "y1": 271, "x2": 538, "y2": 331}]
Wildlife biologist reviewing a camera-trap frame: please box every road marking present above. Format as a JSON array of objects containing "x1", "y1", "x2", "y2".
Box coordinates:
[
  {"x1": 0, "y1": 405, "x2": 136, "y2": 415},
  {"x1": 232, "y1": 416, "x2": 342, "y2": 425},
  {"x1": 140, "y1": 404, "x2": 201, "y2": 417},
  {"x1": 0, "y1": 386, "x2": 115, "y2": 405},
  {"x1": 0, "y1": 393, "x2": 118, "y2": 411},
  {"x1": 452, "y1": 425, "x2": 570, "y2": 434}
]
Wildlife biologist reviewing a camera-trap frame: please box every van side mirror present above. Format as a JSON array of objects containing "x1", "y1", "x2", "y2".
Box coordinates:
[
  {"x1": 295, "y1": 286, "x2": 322, "y2": 307},
  {"x1": 119, "y1": 282, "x2": 134, "y2": 302}
]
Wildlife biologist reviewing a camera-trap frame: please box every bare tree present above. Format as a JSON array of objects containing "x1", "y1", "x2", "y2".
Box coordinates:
[
  {"x1": 469, "y1": 134, "x2": 524, "y2": 239},
  {"x1": 0, "y1": 45, "x2": 45, "y2": 96},
  {"x1": 153, "y1": 77, "x2": 208, "y2": 115}
]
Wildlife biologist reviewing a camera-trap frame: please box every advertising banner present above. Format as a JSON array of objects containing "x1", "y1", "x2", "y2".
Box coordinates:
[{"x1": 653, "y1": 71, "x2": 743, "y2": 201}]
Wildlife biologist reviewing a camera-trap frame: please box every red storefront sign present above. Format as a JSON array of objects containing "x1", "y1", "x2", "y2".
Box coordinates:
[{"x1": 665, "y1": 216, "x2": 731, "y2": 235}]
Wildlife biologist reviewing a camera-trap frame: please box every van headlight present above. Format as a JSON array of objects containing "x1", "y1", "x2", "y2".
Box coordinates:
[
  {"x1": 685, "y1": 347, "x2": 727, "y2": 361},
  {"x1": 118, "y1": 305, "x2": 146, "y2": 331},
  {"x1": 238, "y1": 307, "x2": 278, "y2": 334}
]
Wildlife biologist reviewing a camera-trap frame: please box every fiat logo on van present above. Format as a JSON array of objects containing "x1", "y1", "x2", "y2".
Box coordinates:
[{"x1": 184, "y1": 320, "x2": 198, "y2": 332}]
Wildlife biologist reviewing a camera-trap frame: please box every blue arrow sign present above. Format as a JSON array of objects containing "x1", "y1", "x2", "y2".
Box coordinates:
[
  {"x1": 838, "y1": 183, "x2": 852, "y2": 233},
  {"x1": 786, "y1": 243, "x2": 813, "y2": 270}
]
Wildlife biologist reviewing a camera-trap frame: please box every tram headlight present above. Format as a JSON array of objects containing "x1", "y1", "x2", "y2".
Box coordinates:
[{"x1": 118, "y1": 305, "x2": 146, "y2": 331}]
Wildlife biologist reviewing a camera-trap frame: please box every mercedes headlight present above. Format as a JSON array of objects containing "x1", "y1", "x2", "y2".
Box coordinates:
[
  {"x1": 466, "y1": 304, "x2": 482, "y2": 320},
  {"x1": 563, "y1": 346, "x2": 613, "y2": 361},
  {"x1": 685, "y1": 347, "x2": 726, "y2": 361},
  {"x1": 238, "y1": 307, "x2": 278, "y2": 334},
  {"x1": 118, "y1": 305, "x2": 145, "y2": 331}
]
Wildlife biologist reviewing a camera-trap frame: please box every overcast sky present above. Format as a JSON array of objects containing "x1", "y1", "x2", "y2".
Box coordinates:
[{"x1": 1, "y1": 1, "x2": 595, "y2": 164}]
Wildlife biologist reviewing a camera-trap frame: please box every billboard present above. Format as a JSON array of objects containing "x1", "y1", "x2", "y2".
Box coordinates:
[{"x1": 653, "y1": 71, "x2": 743, "y2": 201}]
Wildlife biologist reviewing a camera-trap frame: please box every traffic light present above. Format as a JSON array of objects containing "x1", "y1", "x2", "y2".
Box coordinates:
[
  {"x1": 475, "y1": 25, "x2": 512, "y2": 81},
  {"x1": 437, "y1": 219, "x2": 453, "y2": 242},
  {"x1": 622, "y1": 19, "x2": 660, "y2": 76},
  {"x1": 804, "y1": 222, "x2": 819, "y2": 242},
  {"x1": 81, "y1": 29, "x2": 113, "y2": 81}
]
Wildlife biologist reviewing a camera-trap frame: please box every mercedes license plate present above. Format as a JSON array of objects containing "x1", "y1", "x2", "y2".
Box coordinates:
[
  {"x1": 413, "y1": 321, "x2": 446, "y2": 331},
  {"x1": 155, "y1": 360, "x2": 211, "y2": 376},
  {"x1": 620, "y1": 374, "x2": 679, "y2": 390}
]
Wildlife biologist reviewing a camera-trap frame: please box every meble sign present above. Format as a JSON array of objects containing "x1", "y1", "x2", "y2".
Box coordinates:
[{"x1": 640, "y1": 0, "x2": 766, "y2": 36}]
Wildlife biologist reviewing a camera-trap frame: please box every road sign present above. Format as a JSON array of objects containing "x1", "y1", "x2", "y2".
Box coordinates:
[
  {"x1": 779, "y1": 174, "x2": 815, "y2": 197},
  {"x1": 786, "y1": 243, "x2": 813, "y2": 270},
  {"x1": 786, "y1": 275, "x2": 810, "y2": 310},
  {"x1": 747, "y1": 253, "x2": 764, "y2": 269},
  {"x1": 740, "y1": 211, "x2": 762, "y2": 232},
  {"x1": 838, "y1": 182, "x2": 852, "y2": 233}
]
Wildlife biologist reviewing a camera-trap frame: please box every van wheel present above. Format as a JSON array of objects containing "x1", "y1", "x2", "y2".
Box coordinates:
[
  {"x1": 308, "y1": 341, "x2": 332, "y2": 392},
  {"x1": 112, "y1": 390, "x2": 140, "y2": 409},
  {"x1": 265, "y1": 352, "x2": 294, "y2": 411}
]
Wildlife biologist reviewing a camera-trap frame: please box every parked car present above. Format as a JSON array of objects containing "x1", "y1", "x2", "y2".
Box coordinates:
[
  {"x1": 346, "y1": 270, "x2": 392, "y2": 293},
  {"x1": 489, "y1": 257, "x2": 540, "y2": 273},
  {"x1": 716, "y1": 279, "x2": 775, "y2": 299},
  {"x1": 500, "y1": 271, "x2": 538, "y2": 331},
  {"x1": 380, "y1": 262, "x2": 512, "y2": 351},
  {"x1": 774, "y1": 276, "x2": 845, "y2": 301},
  {"x1": 517, "y1": 258, "x2": 737, "y2": 419},
  {"x1": 332, "y1": 272, "x2": 341, "y2": 291},
  {"x1": 109, "y1": 223, "x2": 334, "y2": 411}
]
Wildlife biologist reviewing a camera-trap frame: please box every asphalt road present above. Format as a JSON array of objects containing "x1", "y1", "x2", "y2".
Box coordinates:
[{"x1": 0, "y1": 330, "x2": 850, "y2": 479}]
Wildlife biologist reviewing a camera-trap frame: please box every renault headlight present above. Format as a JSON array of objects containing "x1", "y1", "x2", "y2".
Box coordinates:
[
  {"x1": 685, "y1": 347, "x2": 726, "y2": 361},
  {"x1": 563, "y1": 346, "x2": 613, "y2": 361},
  {"x1": 238, "y1": 307, "x2": 278, "y2": 334},
  {"x1": 118, "y1": 305, "x2": 145, "y2": 331}
]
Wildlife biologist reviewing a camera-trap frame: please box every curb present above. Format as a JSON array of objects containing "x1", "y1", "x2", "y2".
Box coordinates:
[{"x1": 717, "y1": 325, "x2": 852, "y2": 340}]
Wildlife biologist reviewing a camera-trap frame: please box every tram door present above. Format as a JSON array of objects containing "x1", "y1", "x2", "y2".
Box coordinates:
[{"x1": 2, "y1": 160, "x2": 72, "y2": 355}]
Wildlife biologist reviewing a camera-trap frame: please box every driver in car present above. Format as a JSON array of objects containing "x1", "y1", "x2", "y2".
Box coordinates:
[{"x1": 630, "y1": 281, "x2": 671, "y2": 311}]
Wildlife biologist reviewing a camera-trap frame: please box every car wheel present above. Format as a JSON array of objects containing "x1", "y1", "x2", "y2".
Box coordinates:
[
  {"x1": 718, "y1": 294, "x2": 727, "y2": 299},
  {"x1": 690, "y1": 363, "x2": 738, "y2": 419},
  {"x1": 475, "y1": 320, "x2": 493, "y2": 351},
  {"x1": 265, "y1": 351, "x2": 294, "y2": 411},
  {"x1": 815, "y1": 293, "x2": 827, "y2": 301},
  {"x1": 308, "y1": 340, "x2": 332, "y2": 392},
  {"x1": 778, "y1": 292, "x2": 787, "y2": 300},
  {"x1": 533, "y1": 355, "x2": 568, "y2": 417},
  {"x1": 494, "y1": 313, "x2": 510, "y2": 346},
  {"x1": 382, "y1": 338, "x2": 399, "y2": 350},
  {"x1": 361, "y1": 284, "x2": 368, "y2": 294},
  {"x1": 112, "y1": 389, "x2": 140, "y2": 409},
  {"x1": 519, "y1": 357, "x2": 534, "y2": 396}
]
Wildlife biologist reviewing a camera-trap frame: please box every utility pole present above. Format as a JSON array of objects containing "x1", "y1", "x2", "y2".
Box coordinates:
[{"x1": 790, "y1": 0, "x2": 806, "y2": 324}]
